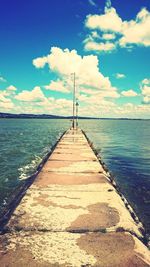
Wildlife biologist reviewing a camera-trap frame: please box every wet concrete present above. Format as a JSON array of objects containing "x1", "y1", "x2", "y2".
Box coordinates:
[{"x1": 0, "y1": 128, "x2": 149, "y2": 266}]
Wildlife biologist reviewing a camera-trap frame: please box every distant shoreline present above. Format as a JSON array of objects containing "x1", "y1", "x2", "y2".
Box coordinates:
[{"x1": 0, "y1": 112, "x2": 149, "y2": 120}]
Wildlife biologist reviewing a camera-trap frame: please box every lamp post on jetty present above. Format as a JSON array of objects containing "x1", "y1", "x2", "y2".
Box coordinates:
[
  {"x1": 71, "y1": 72, "x2": 79, "y2": 129},
  {"x1": 76, "y1": 98, "x2": 79, "y2": 129},
  {"x1": 72, "y1": 72, "x2": 76, "y2": 129}
]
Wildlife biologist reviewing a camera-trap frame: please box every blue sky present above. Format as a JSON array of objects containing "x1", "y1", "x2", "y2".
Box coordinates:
[{"x1": 0, "y1": 0, "x2": 150, "y2": 118}]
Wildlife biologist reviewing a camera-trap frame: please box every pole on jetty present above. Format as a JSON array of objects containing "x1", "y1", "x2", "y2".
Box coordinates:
[
  {"x1": 76, "y1": 98, "x2": 79, "y2": 129},
  {"x1": 72, "y1": 72, "x2": 76, "y2": 129}
]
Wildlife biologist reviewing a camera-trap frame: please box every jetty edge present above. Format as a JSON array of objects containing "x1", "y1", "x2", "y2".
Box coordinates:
[{"x1": 0, "y1": 128, "x2": 149, "y2": 267}]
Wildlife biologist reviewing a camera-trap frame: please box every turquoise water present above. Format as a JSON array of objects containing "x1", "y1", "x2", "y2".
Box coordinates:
[{"x1": 0, "y1": 119, "x2": 150, "y2": 236}]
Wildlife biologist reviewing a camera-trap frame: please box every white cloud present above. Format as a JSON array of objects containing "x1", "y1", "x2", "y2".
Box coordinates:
[
  {"x1": 44, "y1": 80, "x2": 70, "y2": 93},
  {"x1": 84, "y1": 41, "x2": 116, "y2": 52},
  {"x1": 53, "y1": 98, "x2": 72, "y2": 109},
  {"x1": 0, "y1": 93, "x2": 10, "y2": 103},
  {"x1": 115, "y1": 73, "x2": 126, "y2": 79},
  {"x1": 79, "y1": 87, "x2": 120, "y2": 101},
  {"x1": 76, "y1": 96, "x2": 150, "y2": 118},
  {"x1": 0, "y1": 101, "x2": 14, "y2": 109},
  {"x1": 15, "y1": 86, "x2": 46, "y2": 102},
  {"x1": 102, "y1": 33, "x2": 116, "y2": 40},
  {"x1": 7, "y1": 85, "x2": 17, "y2": 91},
  {"x1": 120, "y1": 8, "x2": 150, "y2": 47},
  {"x1": 0, "y1": 91, "x2": 14, "y2": 109},
  {"x1": 47, "y1": 47, "x2": 81, "y2": 75},
  {"x1": 31, "y1": 47, "x2": 150, "y2": 118},
  {"x1": 104, "y1": 90, "x2": 120, "y2": 98},
  {"x1": 140, "y1": 78, "x2": 150, "y2": 104},
  {"x1": 0, "y1": 76, "x2": 6, "y2": 82},
  {"x1": 124, "y1": 103, "x2": 134, "y2": 108},
  {"x1": 1, "y1": 89, "x2": 149, "y2": 118},
  {"x1": 84, "y1": 3, "x2": 150, "y2": 52},
  {"x1": 0, "y1": 91, "x2": 13, "y2": 102},
  {"x1": 142, "y1": 86, "x2": 150, "y2": 96},
  {"x1": 33, "y1": 47, "x2": 81, "y2": 75},
  {"x1": 32, "y1": 56, "x2": 47, "y2": 68},
  {"x1": 33, "y1": 47, "x2": 118, "y2": 97},
  {"x1": 85, "y1": 7, "x2": 123, "y2": 32},
  {"x1": 15, "y1": 96, "x2": 73, "y2": 116},
  {"x1": 121, "y1": 89, "x2": 138, "y2": 97}
]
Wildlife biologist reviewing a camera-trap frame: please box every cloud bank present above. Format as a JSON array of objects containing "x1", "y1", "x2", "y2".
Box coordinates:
[
  {"x1": 84, "y1": 2, "x2": 150, "y2": 52},
  {"x1": 33, "y1": 46, "x2": 118, "y2": 97}
]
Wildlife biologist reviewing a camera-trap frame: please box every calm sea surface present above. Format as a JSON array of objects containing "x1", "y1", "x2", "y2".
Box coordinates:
[{"x1": 0, "y1": 119, "x2": 150, "y2": 236}]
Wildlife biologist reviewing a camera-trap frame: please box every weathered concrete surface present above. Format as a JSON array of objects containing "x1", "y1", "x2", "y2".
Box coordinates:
[{"x1": 0, "y1": 128, "x2": 150, "y2": 267}]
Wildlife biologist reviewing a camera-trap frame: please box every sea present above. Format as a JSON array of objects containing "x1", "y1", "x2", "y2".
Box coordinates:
[{"x1": 0, "y1": 118, "x2": 150, "y2": 237}]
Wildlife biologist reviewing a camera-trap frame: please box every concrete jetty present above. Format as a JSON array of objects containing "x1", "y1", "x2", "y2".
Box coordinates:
[{"x1": 0, "y1": 128, "x2": 150, "y2": 266}]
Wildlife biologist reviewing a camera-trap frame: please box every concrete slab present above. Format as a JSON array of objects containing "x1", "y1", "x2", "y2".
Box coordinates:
[
  {"x1": 49, "y1": 152, "x2": 98, "y2": 161},
  {"x1": 56, "y1": 145, "x2": 91, "y2": 150},
  {"x1": 53, "y1": 148, "x2": 94, "y2": 155},
  {"x1": 0, "y1": 232, "x2": 149, "y2": 267},
  {"x1": 5, "y1": 185, "x2": 117, "y2": 232},
  {"x1": 58, "y1": 138, "x2": 88, "y2": 142},
  {"x1": 61, "y1": 138, "x2": 85, "y2": 141},
  {"x1": 5, "y1": 183, "x2": 143, "y2": 236},
  {"x1": 33, "y1": 172, "x2": 107, "y2": 186},
  {"x1": 58, "y1": 142, "x2": 88, "y2": 146},
  {"x1": 61, "y1": 137, "x2": 87, "y2": 141},
  {"x1": 43, "y1": 160, "x2": 104, "y2": 173}
]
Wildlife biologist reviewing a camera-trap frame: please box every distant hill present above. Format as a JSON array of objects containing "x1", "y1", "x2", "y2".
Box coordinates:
[
  {"x1": 0, "y1": 112, "x2": 98, "y2": 119},
  {"x1": 0, "y1": 112, "x2": 145, "y2": 120},
  {"x1": 0, "y1": 112, "x2": 64, "y2": 119}
]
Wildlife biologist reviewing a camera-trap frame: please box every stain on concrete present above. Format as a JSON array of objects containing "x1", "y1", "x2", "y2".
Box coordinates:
[
  {"x1": 77, "y1": 232, "x2": 149, "y2": 267},
  {"x1": 33, "y1": 195, "x2": 84, "y2": 209},
  {"x1": 67, "y1": 203, "x2": 120, "y2": 232}
]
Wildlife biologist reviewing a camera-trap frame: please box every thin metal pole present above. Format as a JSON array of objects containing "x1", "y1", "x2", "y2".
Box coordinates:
[
  {"x1": 72, "y1": 72, "x2": 76, "y2": 129},
  {"x1": 76, "y1": 99, "x2": 79, "y2": 129}
]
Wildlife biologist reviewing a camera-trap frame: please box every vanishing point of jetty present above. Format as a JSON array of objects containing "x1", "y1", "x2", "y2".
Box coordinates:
[{"x1": 0, "y1": 128, "x2": 150, "y2": 266}]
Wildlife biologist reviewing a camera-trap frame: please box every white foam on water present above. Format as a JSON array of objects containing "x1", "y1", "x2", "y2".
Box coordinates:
[{"x1": 18, "y1": 155, "x2": 42, "y2": 180}]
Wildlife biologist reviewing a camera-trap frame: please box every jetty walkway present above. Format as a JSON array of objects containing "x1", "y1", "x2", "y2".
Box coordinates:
[{"x1": 0, "y1": 128, "x2": 150, "y2": 266}]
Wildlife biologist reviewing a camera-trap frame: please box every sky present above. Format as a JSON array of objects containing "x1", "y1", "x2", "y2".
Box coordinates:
[{"x1": 0, "y1": 0, "x2": 150, "y2": 118}]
